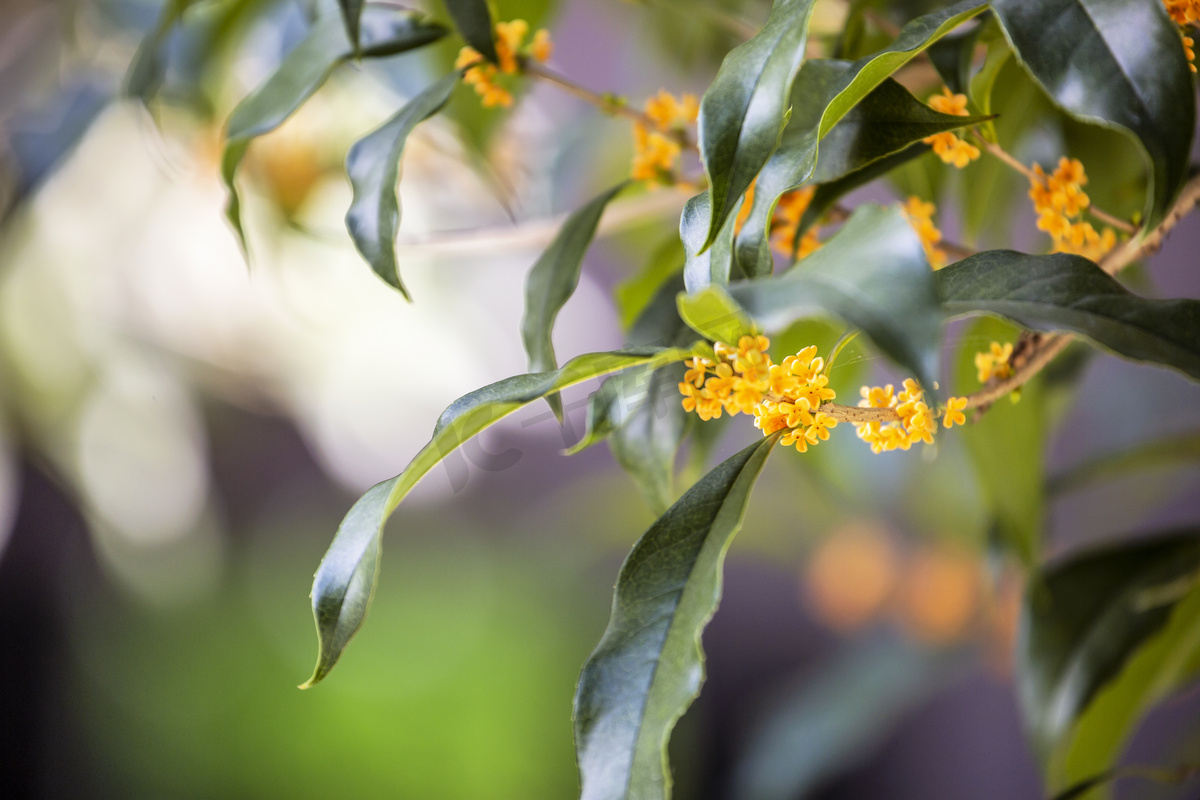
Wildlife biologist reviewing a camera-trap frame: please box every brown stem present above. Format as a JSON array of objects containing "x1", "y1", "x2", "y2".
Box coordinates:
[
  {"x1": 1087, "y1": 204, "x2": 1138, "y2": 235},
  {"x1": 522, "y1": 61, "x2": 695, "y2": 149}
]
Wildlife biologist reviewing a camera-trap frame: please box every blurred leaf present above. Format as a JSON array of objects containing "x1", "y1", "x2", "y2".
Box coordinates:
[
  {"x1": 522, "y1": 183, "x2": 629, "y2": 419},
  {"x1": 444, "y1": 0, "x2": 498, "y2": 63},
  {"x1": 344, "y1": 72, "x2": 461, "y2": 299},
  {"x1": 574, "y1": 436, "x2": 777, "y2": 800},
  {"x1": 1048, "y1": 432, "x2": 1200, "y2": 497},
  {"x1": 338, "y1": 0, "x2": 365, "y2": 54},
  {"x1": 991, "y1": 0, "x2": 1195, "y2": 229},
  {"x1": 221, "y1": 10, "x2": 447, "y2": 251},
  {"x1": 726, "y1": 204, "x2": 943, "y2": 401},
  {"x1": 966, "y1": 28, "x2": 1010, "y2": 142},
  {"x1": 1058, "y1": 580, "x2": 1200, "y2": 791},
  {"x1": 677, "y1": 285, "x2": 757, "y2": 345},
  {"x1": 955, "y1": 318, "x2": 1044, "y2": 566},
  {"x1": 731, "y1": 636, "x2": 953, "y2": 800},
  {"x1": 938, "y1": 251, "x2": 1200, "y2": 382},
  {"x1": 1018, "y1": 531, "x2": 1200, "y2": 788},
  {"x1": 125, "y1": 0, "x2": 196, "y2": 104},
  {"x1": 615, "y1": 235, "x2": 686, "y2": 329},
  {"x1": 303, "y1": 346, "x2": 702, "y2": 688},
  {"x1": 682, "y1": 191, "x2": 746, "y2": 291},
  {"x1": 698, "y1": 0, "x2": 817, "y2": 248}
]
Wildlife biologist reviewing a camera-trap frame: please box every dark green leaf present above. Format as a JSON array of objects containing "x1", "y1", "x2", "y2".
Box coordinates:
[
  {"x1": 808, "y1": 76, "x2": 991, "y2": 185},
  {"x1": 521, "y1": 182, "x2": 629, "y2": 417},
  {"x1": 966, "y1": 29, "x2": 1011, "y2": 143},
  {"x1": 125, "y1": 0, "x2": 195, "y2": 104},
  {"x1": 1048, "y1": 432, "x2": 1200, "y2": 496},
  {"x1": 1018, "y1": 531, "x2": 1200, "y2": 786},
  {"x1": 302, "y1": 346, "x2": 701, "y2": 688},
  {"x1": 338, "y1": 0, "x2": 365, "y2": 54},
  {"x1": 344, "y1": 72, "x2": 460, "y2": 298},
  {"x1": 221, "y1": 10, "x2": 446, "y2": 251},
  {"x1": 574, "y1": 436, "x2": 777, "y2": 800},
  {"x1": 992, "y1": 0, "x2": 1195, "y2": 229},
  {"x1": 681, "y1": 191, "x2": 747, "y2": 291},
  {"x1": 926, "y1": 18, "x2": 984, "y2": 96},
  {"x1": 444, "y1": 0, "x2": 498, "y2": 63},
  {"x1": 571, "y1": 275, "x2": 694, "y2": 512},
  {"x1": 697, "y1": 0, "x2": 817, "y2": 247},
  {"x1": 955, "y1": 318, "x2": 1045, "y2": 566},
  {"x1": 938, "y1": 251, "x2": 1200, "y2": 382},
  {"x1": 725, "y1": 204, "x2": 944, "y2": 401}
]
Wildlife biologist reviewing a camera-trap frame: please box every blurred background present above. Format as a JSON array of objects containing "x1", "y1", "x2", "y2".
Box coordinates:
[{"x1": 2, "y1": 0, "x2": 1200, "y2": 798}]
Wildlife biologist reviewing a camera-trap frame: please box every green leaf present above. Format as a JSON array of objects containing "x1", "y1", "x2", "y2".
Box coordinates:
[
  {"x1": 615, "y1": 235, "x2": 686, "y2": 329},
  {"x1": 677, "y1": 285, "x2": 756, "y2": 346},
  {"x1": 302, "y1": 346, "x2": 701, "y2": 688},
  {"x1": 937, "y1": 251, "x2": 1200, "y2": 382},
  {"x1": 444, "y1": 0, "x2": 498, "y2": 63},
  {"x1": 1048, "y1": 432, "x2": 1200, "y2": 496},
  {"x1": 955, "y1": 318, "x2": 1045, "y2": 566},
  {"x1": 966, "y1": 29, "x2": 1011, "y2": 143},
  {"x1": 796, "y1": 143, "x2": 927, "y2": 243},
  {"x1": 1058, "y1": 576, "x2": 1200, "y2": 791},
  {"x1": 124, "y1": 0, "x2": 195, "y2": 105},
  {"x1": 926, "y1": 17, "x2": 984, "y2": 96},
  {"x1": 991, "y1": 0, "x2": 1196, "y2": 229},
  {"x1": 809, "y1": 75, "x2": 991, "y2": 184},
  {"x1": 221, "y1": 10, "x2": 447, "y2": 251},
  {"x1": 574, "y1": 436, "x2": 777, "y2": 800},
  {"x1": 697, "y1": 0, "x2": 817, "y2": 248},
  {"x1": 725, "y1": 204, "x2": 944, "y2": 401},
  {"x1": 337, "y1": 0, "x2": 365, "y2": 54},
  {"x1": 1018, "y1": 531, "x2": 1200, "y2": 788},
  {"x1": 344, "y1": 72, "x2": 461, "y2": 298},
  {"x1": 521, "y1": 182, "x2": 629, "y2": 418},
  {"x1": 681, "y1": 191, "x2": 746, "y2": 291}
]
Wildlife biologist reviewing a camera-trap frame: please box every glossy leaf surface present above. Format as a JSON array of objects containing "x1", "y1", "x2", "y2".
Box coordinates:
[
  {"x1": 221, "y1": 10, "x2": 446, "y2": 250},
  {"x1": 522, "y1": 182, "x2": 629, "y2": 417},
  {"x1": 726, "y1": 204, "x2": 943, "y2": 399},
  {"x1": 697, "y1": 0, "x2": 817, "y2": 247},
  {"x1": 125, "y1": 0, "x2": 194, "y2": 104},
  {"x1": 574, "y1": 436, "x2": 776, "y2": 800},
  {"x1": 992, "y1": 0, "x2": 1195, "y2": 228},
  {"x1": 344, "y1": 72, "x2": 461, "y2": 298},
  {"x1": 303, "y1": 346, "x2": 700, "y2": 688},
  {"x1": 1018, "y1": 531, "x2": 1200, "y2": 785},
  {"x1": 681, "y1": 191, "x2": 745, "y2": 292},
  {"x1": 444, "y1": 0, "x2": 498, "y2": 63},
  {"x1": 938, "y1": 251, "x2": 1200, "y2": 382}
]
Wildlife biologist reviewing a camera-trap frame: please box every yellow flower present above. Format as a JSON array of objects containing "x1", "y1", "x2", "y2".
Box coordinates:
[
  {"x1": 683, "y1": 357, "x2": 711, "y2": 388},
  {"x1": 630, "y1": 90, "x2": 697, "y2": 184},
  {"x1": 975, "y1": 340, "x2": 1013, "y2": 384},
  {"x1": 769, "y1": 187, "x2": 822, "y2": 258},
  {"x1": 530, "y1": 29, "x2": 554, "y2": 63},
  {"x1": 854, "y1": 378, "x2": 941, "y2": 453},
  {"x1": 1165, "y1": 0, "x2": 1200, "y2": 26},
  {"x1": 644, "y1": 90, "x2": 700, "y2": 131},
  {"x1": 923, "y1": 89, "x2": 979, "y2": 169},
  {"x1": 455, "y1": 47, "x2": 483, "y2": 69},
  {"x1": 901, "y1": 196, "x2": 947, "y2": 269},
  {"x1": 942, "y1": 396, "x2": 968, "y2": 428},
  {"x1": 494, "y1": 19, "x2": 529, "y2": 74}
]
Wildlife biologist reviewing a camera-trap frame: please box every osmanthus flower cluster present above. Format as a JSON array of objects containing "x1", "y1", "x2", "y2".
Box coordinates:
[
  {"x1": 1030, "y1": 157, "x2": 1117, "y2": 261},
  {"x1": 455, "y1": 20, "x2": 553, "y2": 107},
  {"x1": 630, "y1": 90, "x2": 698, "y2": 183},
  {"x1": 679, "y1": 336, "x2": 967, "y2": 456},
  {"x1": 900, "y1": 196, "x2": 947, "y2": 269},
  {"x1": 922, "y1": 88, "x2": 981, "y2": 168},
  {"x1": 1165, "y1": 0, "x2": 1200, "y2": 71}
]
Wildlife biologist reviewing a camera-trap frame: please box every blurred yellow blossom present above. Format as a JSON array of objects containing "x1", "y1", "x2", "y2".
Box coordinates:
[{"x1": 923, "y1": 88, "x2": 980, "y2": 168}]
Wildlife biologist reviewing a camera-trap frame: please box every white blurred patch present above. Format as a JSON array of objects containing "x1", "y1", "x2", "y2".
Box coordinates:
[{"x1": 75, "y1": 358, "x2": 208, "y2": 547}]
